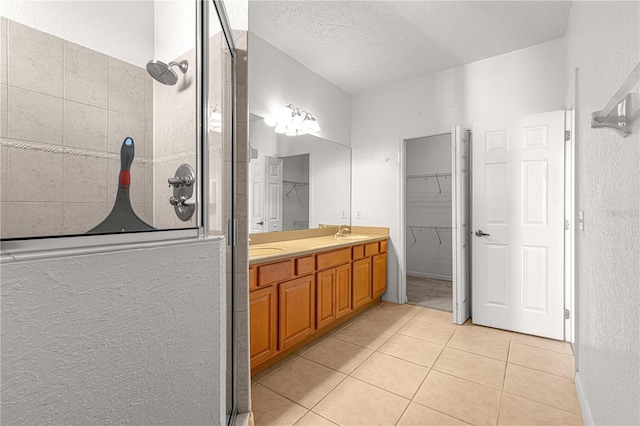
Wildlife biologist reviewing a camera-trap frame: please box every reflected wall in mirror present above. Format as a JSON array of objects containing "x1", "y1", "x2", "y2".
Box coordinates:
[{"x1": 249, "y1": 114, "x2": 350, "y2": 234}]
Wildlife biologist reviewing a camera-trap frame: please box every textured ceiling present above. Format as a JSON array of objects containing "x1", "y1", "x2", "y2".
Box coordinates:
[{"x1": 249, "y1": 1, "x2": 572, "y2": 94}]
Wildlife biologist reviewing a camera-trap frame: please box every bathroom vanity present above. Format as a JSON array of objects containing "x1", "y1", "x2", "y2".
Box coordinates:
[{"x1": 249, "y1": 228, "x2": 389, "y2": 374}]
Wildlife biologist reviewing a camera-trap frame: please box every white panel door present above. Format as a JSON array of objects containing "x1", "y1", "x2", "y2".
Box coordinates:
[
  {"x1": 266, "y1": 156, "x2": 283, "y2": 232},
  {"x1": 452, "y1": 126, "x2": 471, "y2": 325},
  {"x1": 249, "y1": 160, "x2": 265, "y2": 233},
  {"x1": 472, "y1": 111, "x2": 565, "y2": 339}
]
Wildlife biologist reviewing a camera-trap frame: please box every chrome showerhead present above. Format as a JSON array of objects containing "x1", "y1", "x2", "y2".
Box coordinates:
[{"x1": 146, "y1": 59, "x2": 188, "y2": 85}]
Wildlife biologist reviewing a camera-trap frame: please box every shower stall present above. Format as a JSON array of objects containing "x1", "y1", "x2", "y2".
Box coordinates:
[{"x1": 0, "y1": 1, "x2": 242, "y2": 424}]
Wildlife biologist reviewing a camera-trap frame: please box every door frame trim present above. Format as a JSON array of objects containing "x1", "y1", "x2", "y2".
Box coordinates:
[{"x1": 397, "y1": 126, "x2": 466, "y2": 319}]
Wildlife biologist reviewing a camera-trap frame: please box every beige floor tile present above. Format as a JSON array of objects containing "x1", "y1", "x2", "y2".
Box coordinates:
[
  {"x1": 355, "y1": 306, "x2": 414, "y2": 333},
  {"x1": 397, "y1": 318, "x2": 457, "y2": 345},
  {"x1": 377, "y1": 334, "x2": 444, "y2": 368},
  {"x1": 447, "y1": 326, "x2": 511, "y2": 361},
  {"x1": 294, "y1": 411, "x2": 337, "y2": 426},
  {"x1": 498, "y1": 393, "x2": 583, "y2": 425},
  {"x1": 333, "y1": 321, "x2": 394, "y2": 350},
  {"x1": 510, "y1": 332, "x2": 573, "y2": 355},
  {"x1": 375, "y1": 301, "x2": 420, "y2": 316},
  {"x1": 253, "y1": 354, "x2": 300, "y2": 383},
  {"x1": 397, "y1": 402, "x2": 470, "y2": 425},
  {"x1": 508, "y1": 342, "x2": 574, "y2": 379},
  {"x1": 261, "y1": 357, "x2": 346, "y2": 409},
  {"x1": 433, "y1": 347, "x2": 506, "y2": 390},
  {"x1": 252, "y1": 384, "x2": 307, "y2": 426},
  {"x1": 301, "y1": 337, "x2": 374, "y2": 374},
  {"x1": 295, "y1": 335, "x2": 330, "y2": 356},
  {"x1": 313, "y1": 377, "x2": 409, "y2": 426},
  {"x1": 413, "y1": 308, "x2": 455, "y2": 326},
  {"x1": 461, "y1": 322, "x2": 515, "y2": 340},
  {"x1": 413, "y1": 370, "x2": 501, "y2": 426},
  {"x1": 503, "y1": 364, "x2": 581, "y2": 415},
  {"x1": 351, "y1": 352, "x2": 429, "y2": 399}
]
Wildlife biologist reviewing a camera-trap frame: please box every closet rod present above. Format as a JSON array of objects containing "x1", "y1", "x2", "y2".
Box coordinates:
[
  {"x1": 406, "y1": 225, "x2": 452, "y2": 245},
  {"x1": 406, "y1": 173, "x2": 450, "y2": 194}
]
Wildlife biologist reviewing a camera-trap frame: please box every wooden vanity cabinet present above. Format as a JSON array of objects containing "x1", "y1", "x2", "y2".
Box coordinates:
[
  {"x1": 249, "y1": 286, "x2": 277, "y2": 365},
  {"x1": 249, "y1": 237, "x2": 388, "y2": 373},
  {"x1": 279, "y1": 275, "x2": 316, "y2": 350},
  {"x1": 352, "y1": 257, "x2": 372, "y2": 309},
  {"x1": 372, "y1": 253, "x2": 387, "y2": 298},
  {"x1": 316, "y1": 268, "x2": 337, "y2": 329},
  {"x1": 335, "y1": 264, "x2": 352, "y2": 318}
]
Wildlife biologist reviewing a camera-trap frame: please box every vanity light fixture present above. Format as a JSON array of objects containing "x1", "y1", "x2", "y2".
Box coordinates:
[
  {"x1": 209, "y1": 104, "x2": 222, "y2": 133},
  {"x1": 264, "y1": 104, "x2": 321, "y2": 136}
]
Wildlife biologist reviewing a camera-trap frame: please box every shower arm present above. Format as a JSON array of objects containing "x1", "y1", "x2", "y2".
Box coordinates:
[{"x1": 168, "y1": 60, "x2": 189, "y2": 73}]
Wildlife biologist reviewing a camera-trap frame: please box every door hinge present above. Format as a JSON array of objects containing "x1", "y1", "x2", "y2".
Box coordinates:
[
  {"x1": 564, "y1": 309, "x2": 570, "y2": 320},
  {"x1": 565, "y1": 130, "x2": 571, "y2": 141},
  {"x1": 565, "y1": 219, "x2": 570, "y2": 230}
]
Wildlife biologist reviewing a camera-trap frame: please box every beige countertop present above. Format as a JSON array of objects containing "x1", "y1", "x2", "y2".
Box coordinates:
[{"x1": 249, "y1": 233, "x2": 388, "y2": 265}]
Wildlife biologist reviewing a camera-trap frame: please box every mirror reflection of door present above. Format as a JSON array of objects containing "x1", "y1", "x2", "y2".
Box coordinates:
[
  {"x1": 250, "y1": 160, "x2": 266, "y2": 233},
  {"x1": 282, "y1": 155, "x2": 310, "y2": 231},
  {"x1": 266, "y1": 156, "x2": 283, "y2": 232}
]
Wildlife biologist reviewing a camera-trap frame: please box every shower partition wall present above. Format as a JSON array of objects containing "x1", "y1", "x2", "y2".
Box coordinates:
[{"x1": 0, "y1": 0, "x2": 238, "y2": 423}]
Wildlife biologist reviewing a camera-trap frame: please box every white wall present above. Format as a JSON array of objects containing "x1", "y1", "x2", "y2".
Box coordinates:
[
  {"x1": 248, "y1": 32, "x2": 351, "y2": 147},
  {"x1": 154, "y1": 0, "x2": 195, "y2": 63},
  {"x1": 564, "y1": 2, "x2": 639, "y2": 424},
  {"x1": 351, "y1": 38, "x2": 567, "y2": 303},
  {"x1": 406, "y1": 134, "x2": 452, "y2": 280},
  {"x1": 0, "y1": 0, "x2": 154, "y2": 67},
  {"x1": 1, "y1": 239, "x2": 226, "y2": 425}
]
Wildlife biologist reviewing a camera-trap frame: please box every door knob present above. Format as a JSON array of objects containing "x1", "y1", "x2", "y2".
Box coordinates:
[
  {"x1": 475, "y1": 230, "x2": 491, "y2": 237},
  {"x1": 256, "y1": 221, "x2": 264, "y2": 225}
]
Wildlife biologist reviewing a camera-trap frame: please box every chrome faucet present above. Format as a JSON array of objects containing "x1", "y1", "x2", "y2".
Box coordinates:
[
  {"x1": 335, "y1": 225, "x2": 349, "y2": 238},
  {"x1": 318, "y1": 224, "x2": 327, "y2": 229}
]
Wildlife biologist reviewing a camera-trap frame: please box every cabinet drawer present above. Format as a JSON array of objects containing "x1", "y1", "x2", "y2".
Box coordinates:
[
  {"x1": 352, "y1": 245, "x2": 364, "y2": 261},
  {"x1": 380, "y1": 240, "x2": 388, "y2": 253},
  {"x1": 249, "y1": 267, "x2": 257, "y2": 290},
  {"x1": 258, "y1": 260, "x2": 293, "y2": 287},
  {"x1": 365, "y1": 242, "x2": 379, "y2": 257},
  {"x1": 296, "y1": 256, "x2": 316, "y2": 276},
  {"x1": 317, "y1": 248, "x2": 351, "y2": 270}
]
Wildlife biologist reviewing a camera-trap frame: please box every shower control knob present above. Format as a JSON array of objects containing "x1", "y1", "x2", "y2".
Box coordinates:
[
  {"x1": 168, "y1": 176, "x2": 193, "y2": 187},
  {"x1": 169, "y1": 195, "x2": 188, "y2": 206}
]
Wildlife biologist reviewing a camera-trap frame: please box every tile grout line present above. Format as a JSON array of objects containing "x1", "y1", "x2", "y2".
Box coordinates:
[
  {"x1": 403, "y1": 322, "x2": 480, "y2": 426},
  {"x1": 500, "y1": 389, "x2": 584, "y2": 418},
  {"x1": 495, "y1": 338, "x2": 513, "y2": 426}
]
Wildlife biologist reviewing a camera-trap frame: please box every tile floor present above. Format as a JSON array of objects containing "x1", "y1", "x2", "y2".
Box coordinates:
[
  {"x1": 251, "y1": 302, "x2": 583, "y2": 426},
  {"x1": 406, "y1": 276, "x2": 452, "y2": 312}
]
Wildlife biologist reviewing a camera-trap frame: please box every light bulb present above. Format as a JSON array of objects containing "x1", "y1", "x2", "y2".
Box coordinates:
[
  {"x1": 275, "y1": 122, "x2": 286, "y2": 134},
  {"x1": 292, "y1": 111, "x2": 303, "y2": 130},
  {"x1": 285, "y1": 126, "x2": 297, "y2": 136},
  {"x1": 302, "y1": 114, "x2": 315, "y2": 132},
  {"x1": 280, "y1": 105, "x2": 294, "y2": 123}
]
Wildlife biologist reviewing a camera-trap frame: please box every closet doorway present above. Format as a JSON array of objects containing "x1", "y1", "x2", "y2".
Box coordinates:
[{"x1": 401, "y1": 127, "x2": 470, "y2": 324}]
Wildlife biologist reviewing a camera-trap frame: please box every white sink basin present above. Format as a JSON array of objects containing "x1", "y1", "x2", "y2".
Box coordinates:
[{"x1": 249, "y1": 247, "x2": 285, "y2": 255}]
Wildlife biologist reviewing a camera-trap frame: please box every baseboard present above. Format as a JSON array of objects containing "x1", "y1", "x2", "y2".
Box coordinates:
[
  {"x1": 406, "y1": 271, "x2": 453, "y2": 281},
  {"x1": 234, "y1": 411, "x2": 252, "y2": 426},
  {"x1": 381, "y1": 294, "x2": 400, "y2": 304},
  {"x1": 575, "y1": 371, "x2": 594, "y2": 425}
]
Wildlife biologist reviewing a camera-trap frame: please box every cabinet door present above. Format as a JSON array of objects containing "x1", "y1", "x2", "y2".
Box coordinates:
[
  {"x1": 316, "y1": 269, "x2": 336, "y2": 330},
  {"x1": 352, "y1": 258, "x2": 372, "y2": 309},
  {"x1": 250, "y1": 286, "x2": 277, "y2": 366},
  {"x1": 336, "y1": 263, "x2": 352, "y2": 318},
  {"x1": 279, "y1": 275, "x2": 316, "y2": 350},
  {"x1": 372, "y1": 253, "x2": 387, "y2": 298}
]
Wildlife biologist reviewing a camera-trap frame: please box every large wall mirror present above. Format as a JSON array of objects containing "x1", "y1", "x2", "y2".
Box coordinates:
[{"x1": 249, "y1": 114, "x2": 350, "y2": 234}]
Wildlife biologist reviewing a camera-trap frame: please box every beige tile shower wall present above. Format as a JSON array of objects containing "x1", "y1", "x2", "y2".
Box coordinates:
[
  {"x1": 152, "y1": 47, "x2": 197, "y2": 230},
  {"x1": 0, "y1": 18, "x2": 153, "y2": 238}
]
